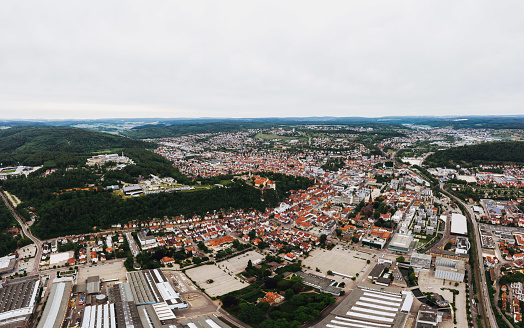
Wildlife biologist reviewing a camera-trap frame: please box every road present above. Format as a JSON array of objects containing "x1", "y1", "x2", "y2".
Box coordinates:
[
  {"x1": 0, "y1": 189, "x2": 42, "y2": 273},
  {"x1": 442, "y1": 187, "x2": 497, "y2": 328},
  {"x1": 403, "y1": 164, "x2": 495, "y2": 328}
]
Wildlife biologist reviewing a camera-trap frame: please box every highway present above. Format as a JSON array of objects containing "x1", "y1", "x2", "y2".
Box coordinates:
[{"x1": 0, "y1": 189, "x2": 42, "y2": 273}]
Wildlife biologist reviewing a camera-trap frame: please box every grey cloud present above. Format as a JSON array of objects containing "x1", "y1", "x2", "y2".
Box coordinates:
[{"x1": 0, "y1": 1, "x2": 523, "y2": 119}]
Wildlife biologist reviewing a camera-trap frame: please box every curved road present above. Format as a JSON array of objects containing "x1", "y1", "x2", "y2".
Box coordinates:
[{"x1": 0, "y1": 189, "x2": 42, "y2": 273}]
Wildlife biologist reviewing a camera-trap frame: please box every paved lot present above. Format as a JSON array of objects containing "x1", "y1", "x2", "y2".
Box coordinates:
[
  {"x1": 418, "y1": 270, "x2": 467, "y2": 328},
  {"x1": 185, "y1": 251, "x2": 263, "y2": 297},
  {"x1": 16, "y1": 244, "x2": 38, "y2": 273},
  {"x1": 302, "y1": 247, "x2": 372, "y2": 277},
  {"x1": 77, "y1": 261, "x2": 127, "y2": 283}
]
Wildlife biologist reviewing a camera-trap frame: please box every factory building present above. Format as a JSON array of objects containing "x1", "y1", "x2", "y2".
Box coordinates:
[
  {"x1": 0, "y1": 254, "x2": 17, "y2": 275},
  {"x1": 126, "y1": 270, "x2": 186, "y2": 309},
  {"x1": 37, "y1": 280, "x2": 73, "y2": 328},
  {"x1": 434, "y1": 257, "x2": 465, "y2": 282},
  {"x1": 0, "y1": 276, "x2": 40, "y2": 328},
  {"x1": 316, "y1": 285, "x2": 413, "y2": 328}
]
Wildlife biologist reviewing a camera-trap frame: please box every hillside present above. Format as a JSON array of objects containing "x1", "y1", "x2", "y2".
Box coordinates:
[
  {"x1": 0, "y1": 126, "x2": 151, "y2": 154},
  {"x1": 122, "y1": 121, "x2": 275, "y2": 139},
  {"x1": 424, "y1": 141, "x2": 524, "y2": 167}
]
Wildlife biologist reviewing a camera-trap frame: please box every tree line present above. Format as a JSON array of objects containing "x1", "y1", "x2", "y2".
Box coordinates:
[{"x1": 425, "y1": 141, "x2": 524, "y2": 167}]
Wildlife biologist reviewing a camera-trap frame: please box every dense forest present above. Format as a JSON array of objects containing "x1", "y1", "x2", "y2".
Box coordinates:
[
  {"x1": 0, "y1": 126, "x2": 155, "y2": 169},
  {"x1": 425, "y1": 141, "x2": 524, "y2": 167},
  {"x1": 123, "y1": 122, "x2": 275, "y2": 139},
  {"x1": 0, "y1": 126, "x2": 152, "y2": 153},
  {"x1": 1, "y1": 149, "x2": 192, "y2": 207},
  {"x1": 0, "y1": 198, "x2": 31, "y2": 257},
  {"x1": 29, "y1": 181, "x2": 286, "y2": 239},
  {"x1": 2, "y1": 172, "x2": 312, "y2": 239}
]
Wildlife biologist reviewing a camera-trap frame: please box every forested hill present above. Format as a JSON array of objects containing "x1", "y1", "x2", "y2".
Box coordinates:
[
  {"x1": 0, "y1": 126, "x2": 152, "y2": 154},
  {"x1": 123, "y1": 122, "x2": 274, "y2": 139},
  {"x1": 424, "y1": 141, "x2": 524, "y2": 167}
]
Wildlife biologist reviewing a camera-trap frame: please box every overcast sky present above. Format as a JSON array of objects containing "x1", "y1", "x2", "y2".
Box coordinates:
[{"x1": 1, "y1": 1, "x2": 523, "y2": 119}]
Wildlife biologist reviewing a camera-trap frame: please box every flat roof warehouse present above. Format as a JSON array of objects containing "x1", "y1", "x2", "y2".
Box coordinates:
[{"x1": 451, "y1": 213, "x2": 468, "y2": 235}]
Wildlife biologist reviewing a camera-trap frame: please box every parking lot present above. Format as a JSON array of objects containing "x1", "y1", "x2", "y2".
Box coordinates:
[
  {"x1": 77, "y1": 260, "x2": 127, "y2": 283},
  {"x1": 16, "y1": 244, "x2": 38, "y2": 273},
  {"x1": 417, "y1": 270, "x2": 467, "y2": 328},
  {"x1": 302, "y1": 247, "x2": 372, "y2": 277},
  {"x1": 185, "y1": 251, "x2": 263, "y2": 297}
]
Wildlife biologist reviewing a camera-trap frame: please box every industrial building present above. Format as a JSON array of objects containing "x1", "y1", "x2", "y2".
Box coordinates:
[
  {"x1": 178, "y1": 315, "x2": 231, "y2": 328},
  {"x1": 149, "y1": 269, "x2": 186, "y2": 309},
  {"x1": 450, "y1": 213, "x2": 468, "y2": 236},
  {"x1": 126, "y1": 270, "x2": 186, "y2": 309},
  {"x1": 87, "y1": 276, "x2": 101, "y2": 295},
  {"x1": 127, "y1": 271, "x2": 158, "y2": 305},
  {"x1": 434, "y1": 257, "x2": 465, "y2": 282},
  {"x1": 410, "y1": 253, "x2": 432, "y2": 271},
  {"x1": 294, "y1": 272, "x2": 343, "y2": 296},
  {"x1": 316, "y1": 285, "x2": 413, "y2": 328},
  {"x1": 388, "y1": 234, "x2": 413, "y2": 253},
  {"x1": 0, "y1": 254, "x2": 17, "y2": 275},
  {"x1": 122, "y1": 186, "x2": 144, "y2": 197},
  {"x1": 368, "y1": 264, "x2": 386, "y2": 281},
  {"x1": 415, "y1": 306, "x2": 443, "y2": 327},
  {"x1": 37, "y1": 280, "x2": 73, "y2": 328},
  {"x1": 0, "y1": 276, "x2": 40, "y2": 328},
  {"x1": 80, "y1": 301, "x2": 177, "y2": 328}
]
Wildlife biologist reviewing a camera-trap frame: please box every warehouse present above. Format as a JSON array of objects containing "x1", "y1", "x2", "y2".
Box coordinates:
[
  {"x1": 149, "y1": 269, "x2": 187, "y2": 309},
  {"x1": 178, "y1": 315, "x2": 231, "y2": 328},
  {"x1": 126, "y1": 269, "x2": 186, "y2": 309},
  {"x1": 434, "y1": 257, "x2": 465, "y2": 282},
  {"x1": 0, "y1": 276, "x2": 40, "y2": 328},
  {"x1": 316, "y1": 285, "x2": 413, "y2": 328},
  {"x1": 294, "y1": 272, "x2": 343, "y2": 296},
  {"x1": 37, "y1": 280, "x2": 73, "y2": 328},
  {"x1": 450, "y1": 213, "x2": 468, "y2": 236},
  {"x1": 0, "y1": 254, "x2": 17, "y2": 275},
  {"x1": 87, "y1": 276, "x2": 101, "y2": 295},
  {"x1": 80, "y1": 304, "x2": 116, "y2": 328},
  {"x1": 127, "y1": 271, "x2": 159, "y2": 305}
]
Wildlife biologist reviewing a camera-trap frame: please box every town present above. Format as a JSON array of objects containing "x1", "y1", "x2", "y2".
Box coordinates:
[{"x1": 0, "y1": 123, "x2": 523, "y2": 328}]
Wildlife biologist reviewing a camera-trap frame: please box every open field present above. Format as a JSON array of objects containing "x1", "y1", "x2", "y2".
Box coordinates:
[
  {"x1": 254, "y1": 133, "x2": 306, "y2": 142},
  {"x1": 77, "y1": 261, "x2": 127, "y2": 283},
  {"x1": 303, "y1": 247, "x2": 372, "y2": 278},
  {"x1": 185, "y1": 251, "x2": 263, "y2": 297}
]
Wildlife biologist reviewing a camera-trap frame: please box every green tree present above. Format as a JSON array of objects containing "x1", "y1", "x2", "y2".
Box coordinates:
[{"x1": 285, "y1": 288, "x2": 295, "y2": 300}]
